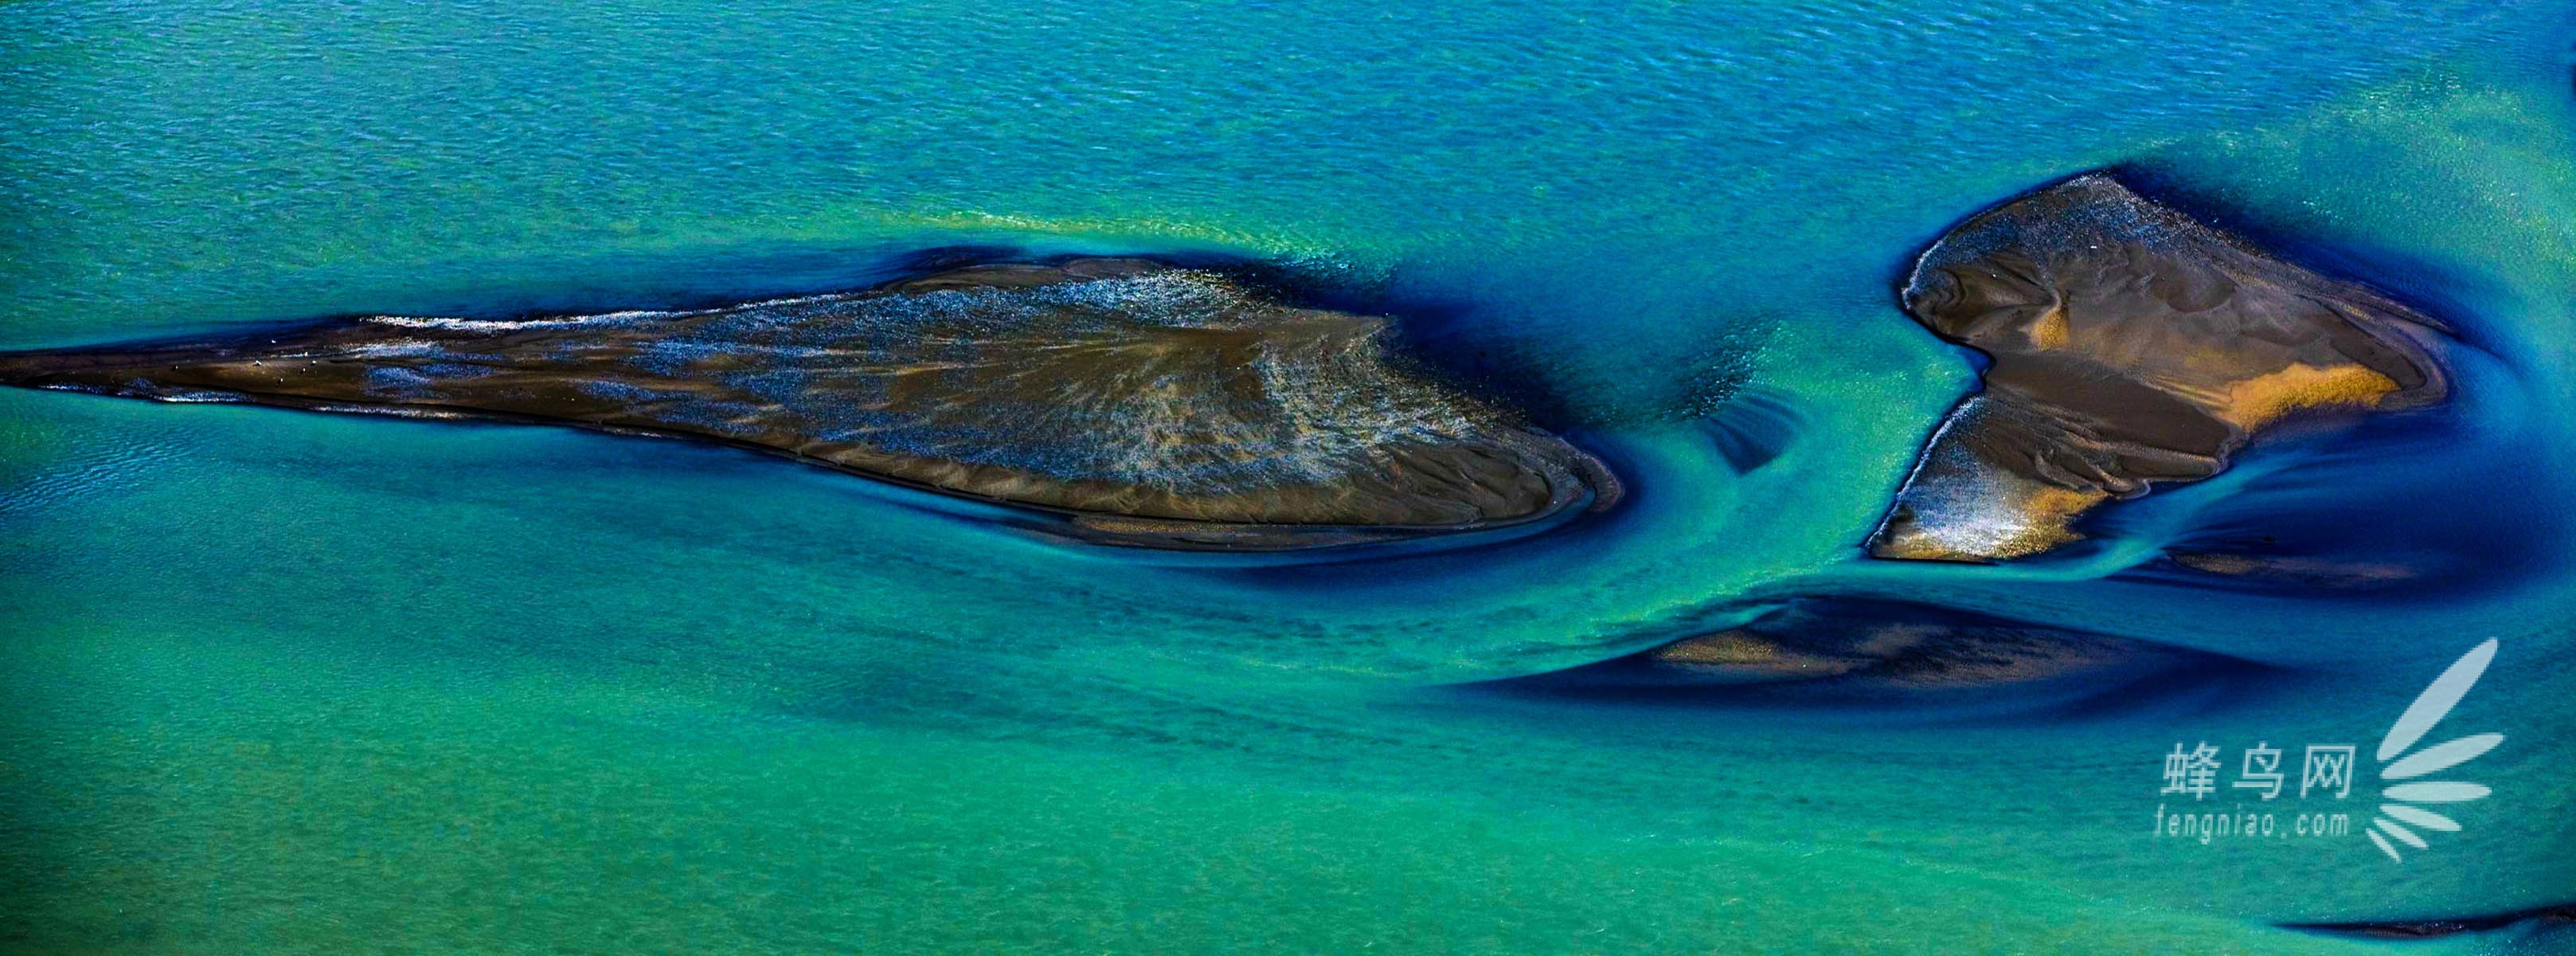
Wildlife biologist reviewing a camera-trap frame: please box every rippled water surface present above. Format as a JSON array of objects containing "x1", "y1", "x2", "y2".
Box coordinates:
[{"x1": 6, "y1": 2, "x2": 2576, "y2": 953}]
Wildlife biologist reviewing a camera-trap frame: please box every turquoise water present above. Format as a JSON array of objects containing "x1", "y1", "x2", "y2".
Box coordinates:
[{"x1": 6, "y1": 1, "x2": 2576, "y2": 952}]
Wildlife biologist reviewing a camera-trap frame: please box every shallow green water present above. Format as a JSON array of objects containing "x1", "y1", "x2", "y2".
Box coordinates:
[{"x1": 6, "y1": 2, "x2": 2576, "y2": 953}]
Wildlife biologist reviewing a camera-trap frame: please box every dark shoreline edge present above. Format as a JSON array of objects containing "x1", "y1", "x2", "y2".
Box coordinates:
[{"x1": 2282, "y1": 900, "x2": 2576, "y2": 939}]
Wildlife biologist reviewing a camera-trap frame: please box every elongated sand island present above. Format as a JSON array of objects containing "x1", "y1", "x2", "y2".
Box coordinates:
[
  {"x1": 1869, "y1": 175, "x2": 2450, "y2": 562},
  {"x1": 1495, "y1": 597, "x2": 2224, "y2": 695},
  {"x1": 0, "y1": 258, "x2": 1619, "y2": 550}
]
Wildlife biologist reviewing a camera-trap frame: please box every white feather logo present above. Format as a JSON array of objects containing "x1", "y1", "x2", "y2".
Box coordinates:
[{"x1": 2369, "y1": 639, "x2": 2503, "y2": 863}]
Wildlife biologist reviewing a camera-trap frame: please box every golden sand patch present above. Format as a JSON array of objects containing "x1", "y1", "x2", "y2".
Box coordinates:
[{"x1": 2218, "y1": 362, "x2": 2397, "y2": 429}]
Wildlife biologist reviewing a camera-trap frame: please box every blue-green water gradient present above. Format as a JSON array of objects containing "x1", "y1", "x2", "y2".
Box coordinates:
[{"x1": 6, "y1": 2, "x2": 2576, "y2": 952}]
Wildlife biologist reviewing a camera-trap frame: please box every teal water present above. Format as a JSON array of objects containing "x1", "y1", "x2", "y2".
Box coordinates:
[{"x1": 6, "y1": 2, "x2": 2576, "y2": 952}]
